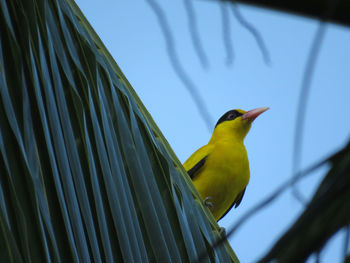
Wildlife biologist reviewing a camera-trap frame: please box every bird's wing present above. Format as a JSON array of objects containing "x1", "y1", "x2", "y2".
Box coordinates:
[
  {"x1": 219, "y1": 187, "x2": 246, "y2": 220},
  {"x1": 183, "y1": 144, "x2": 214, "y2": 179},
  {"x1": 187, "y1": 156, "x2": 207, "y2": 179}
]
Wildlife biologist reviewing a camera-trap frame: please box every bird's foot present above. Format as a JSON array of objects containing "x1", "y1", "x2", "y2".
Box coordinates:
[
  {"x1": 204, "y1": 196, "x2": 214, "y2": 209},
  {"x1": 219, "y1": 227, "x2": 226, "y2": 238}
]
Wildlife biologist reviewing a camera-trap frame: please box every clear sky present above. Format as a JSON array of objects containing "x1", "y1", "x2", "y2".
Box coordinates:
[{"x1": 75, "y1": 1, "x2": 350, "y2": 262}]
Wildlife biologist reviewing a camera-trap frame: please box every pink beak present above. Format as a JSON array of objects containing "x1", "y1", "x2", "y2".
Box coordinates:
[{"x1": 242, "y1": 107, "x2": 269, "y2": 122}]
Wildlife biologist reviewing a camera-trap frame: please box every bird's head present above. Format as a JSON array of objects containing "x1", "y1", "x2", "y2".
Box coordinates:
[{"x1": 211, "y1": 107, "x2": 269, "y2": 142}]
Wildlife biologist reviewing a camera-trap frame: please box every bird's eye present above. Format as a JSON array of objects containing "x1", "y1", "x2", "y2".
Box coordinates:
[{"x1": 228, "y1": 113, "x2": 235, "y2": 119}]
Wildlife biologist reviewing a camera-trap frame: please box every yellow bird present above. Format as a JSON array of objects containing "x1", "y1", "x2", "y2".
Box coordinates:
[{"x1": 183, "y1": 107, "x2": 268, "y2": 221}]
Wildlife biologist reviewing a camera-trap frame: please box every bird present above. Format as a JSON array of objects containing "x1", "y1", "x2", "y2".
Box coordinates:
[{"x1": 183, "y1": 107, "x2": 268, "y2": 221}]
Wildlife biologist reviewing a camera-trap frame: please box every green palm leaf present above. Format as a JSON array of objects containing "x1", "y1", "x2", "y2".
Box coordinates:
[{"x1": 0, "y1": 0, "x2": 238, "y2": 262}]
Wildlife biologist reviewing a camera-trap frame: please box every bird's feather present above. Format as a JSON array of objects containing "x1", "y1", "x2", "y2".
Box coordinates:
[
  {"x1": 183, "y1": 144, "x2": 214, "y2": 178},
  {"x1": 219, "y1": 187, "x2": 246, "y2": 220},
  {"x1": 187, "y1": 156, "x2": 207, "y2": 179}
]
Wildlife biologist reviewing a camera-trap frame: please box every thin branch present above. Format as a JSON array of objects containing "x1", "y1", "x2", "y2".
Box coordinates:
[
  {"x1": 196, "y1": 152, "x2": 332, "y2": 262},
  {"x1": 292, "y1": 0, "x2": 340, "y2": 205},
  {"x1": 292, "y1": 22, "x2": 327, "y2": 205},
  {"x1": 145, "y1": 0, "x2": 214, "y2": 130},
  {"x1": 230, "y1": 3, "x2": 271, "y2": 65},
  {"x1": 220, "y1": 2, "x2": 234, "y2": 65},
  {"x1": 183, "y1": 0, "x2": 209, "y2": 68}
]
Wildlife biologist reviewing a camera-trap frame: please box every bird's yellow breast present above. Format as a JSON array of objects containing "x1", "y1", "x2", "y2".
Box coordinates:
[
  {"x1": 191, "y1": 140, "x2": 249, "y2": 220},
  {"x1": 184, "y1": 107, "x2": 267, "y2": 221}
]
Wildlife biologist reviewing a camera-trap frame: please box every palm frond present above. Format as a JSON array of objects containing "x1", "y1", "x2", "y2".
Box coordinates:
[{"x1": 0, "y1": 0, "x2": 238, "y2": 262}]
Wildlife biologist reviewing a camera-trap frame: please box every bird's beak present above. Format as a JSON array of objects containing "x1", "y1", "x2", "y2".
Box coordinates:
[{"x1": 242, "y1": 107, "x2": 269, "y2": 122}]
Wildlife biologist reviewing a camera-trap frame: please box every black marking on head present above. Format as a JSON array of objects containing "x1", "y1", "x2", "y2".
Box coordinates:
[{"x1": 215, "y1": 110, "x2": 243, "y2": 128}]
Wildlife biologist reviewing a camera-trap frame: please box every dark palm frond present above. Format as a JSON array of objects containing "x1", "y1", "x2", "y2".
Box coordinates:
[
  {"x1": 0, "y1": 0, "x2": 238, "y2": 262},
  {"x1": 220, "y1": 0, "x2": 350, "y2": 27},
  {"x1": 259, "y1": 141, "x2": 350, "y2": 263}
]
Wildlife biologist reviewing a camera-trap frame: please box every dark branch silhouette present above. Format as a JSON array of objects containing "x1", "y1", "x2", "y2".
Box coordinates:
[
  {"x1": 292, "y1": 0, "x2": 339, "y2": 205},
  {"x1": 183, "y1": 0, "x2": 209, "y2": 68},
  {"x1": 220, "y1": 2, "x2": 235, "y2": 65},
  {"x1": 145, "y1": 0, "x2": 214, "y2": 130},
  {"x1": 259, "y1": 141, "x2": 350, "y2": 262},
  {"x1": 292, "y1": 22, "x2": 327, "y2": 205},
  {"x1": 230, "y1": 3, "x2": 271, "y2": 65},
  {"x1": 197, "y1": 150, "x2": 333, "y2": 262}
]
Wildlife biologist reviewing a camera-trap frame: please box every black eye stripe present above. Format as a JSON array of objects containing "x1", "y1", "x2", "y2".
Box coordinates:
[{"x1": 215, "y1": 110, "x2": 243, "y2": 128}]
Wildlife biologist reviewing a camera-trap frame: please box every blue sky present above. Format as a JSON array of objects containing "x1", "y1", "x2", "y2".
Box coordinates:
[{"x1": 75, "y1": 1, "x2": 350, "y2": 262}]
